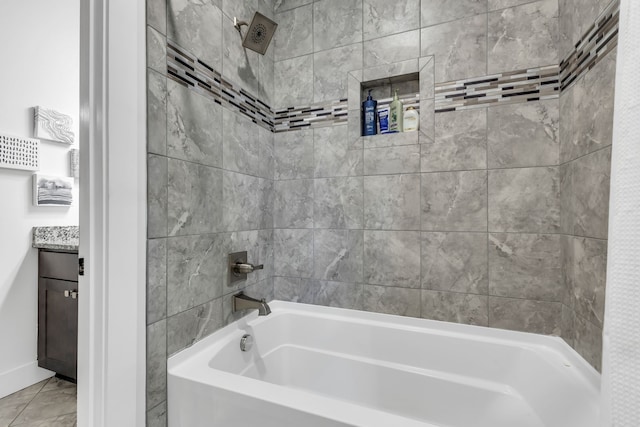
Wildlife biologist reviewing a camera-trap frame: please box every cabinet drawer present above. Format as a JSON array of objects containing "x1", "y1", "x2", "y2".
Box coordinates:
[{"x1": 39, "y1": 251, "x2": 78, "y2": 282}]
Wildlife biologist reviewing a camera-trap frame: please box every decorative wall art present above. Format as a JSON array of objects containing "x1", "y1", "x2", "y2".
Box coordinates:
[
  {"x1": 33, "y1": 174, "x2": 74, "y2": 207},
  {"x1": 33, "y1": 106, "x2": 75, "y2": 144},
  {"x1": 69, "y1": 148, "x2": 79, "y2": 179},
  {"x1": 0, "y1": 132, "x2": 40, "y2": 171}
]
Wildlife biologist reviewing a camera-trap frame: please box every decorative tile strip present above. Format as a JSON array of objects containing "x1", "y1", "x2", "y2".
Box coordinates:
[
  {"x1": 560, "y1": 0, "x2": 619, "y2": 91},
  {"x1": 434, "y1": 65, "x2": 560, "y2": 113},
  {"x1": 166, "y1": 43, "x2": 275, "y2": 132},
  {"x1": 272, "y1": 94, "x2": 420, "y2": 133}
]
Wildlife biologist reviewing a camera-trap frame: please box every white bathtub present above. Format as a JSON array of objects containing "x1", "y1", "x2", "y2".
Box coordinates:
[{"x1": 168, "y1": 301, "x2": 600, "y2": 427}]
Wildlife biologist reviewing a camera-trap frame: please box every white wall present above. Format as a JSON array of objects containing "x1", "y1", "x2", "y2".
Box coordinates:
[{"x1": 0, "y1": 0, "x2": 79, "y2": 397}]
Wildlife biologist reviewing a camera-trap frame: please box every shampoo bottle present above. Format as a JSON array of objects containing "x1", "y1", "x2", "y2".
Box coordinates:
[
  {"x1": 389, "y1": 90, "x2": 403, "y2": 133},
  {"x1": 403, "y1": 106, "x2": 419, "y2": 132},
  {"x1": 362, "y1": 90, "x2": 377, "y2": 136}
]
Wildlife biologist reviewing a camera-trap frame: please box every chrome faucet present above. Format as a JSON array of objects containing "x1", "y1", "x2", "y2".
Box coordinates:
[{"x1": 233, "y1": 292, "x2": 271, "y2": 316}]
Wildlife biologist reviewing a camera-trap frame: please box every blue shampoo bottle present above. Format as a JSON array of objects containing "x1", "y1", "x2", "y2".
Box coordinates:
[{"x1": 362, "y1": 89, "x2": 377, "y2": 136}]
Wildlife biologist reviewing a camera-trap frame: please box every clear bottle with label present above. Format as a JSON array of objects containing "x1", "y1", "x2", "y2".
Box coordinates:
[
  {"x1": 403, "y1": 106, "x2": 419, "y2": 132},
  {"x1": 389, "y1": 89, "x2": 403, "y2": 133}
]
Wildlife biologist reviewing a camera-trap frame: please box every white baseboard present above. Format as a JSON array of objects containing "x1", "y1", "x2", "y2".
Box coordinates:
[{"x1": 0, "y1": 361, "x2": 54, "y2": 399}]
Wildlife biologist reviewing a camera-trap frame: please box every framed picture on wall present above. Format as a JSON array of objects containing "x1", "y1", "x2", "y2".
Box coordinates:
[{"x1": 32, "y1": 174, "x2": 74, "y2": 206}]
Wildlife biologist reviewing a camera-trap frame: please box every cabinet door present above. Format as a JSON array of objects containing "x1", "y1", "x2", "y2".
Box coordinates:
[{"x1": 38, "y1": 278, "x2": 78, "y2": 380}]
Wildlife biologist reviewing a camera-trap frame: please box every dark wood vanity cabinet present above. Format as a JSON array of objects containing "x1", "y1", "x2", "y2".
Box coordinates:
[{"x1": 38, "y1": 250, "x2": 78, "y2": 380}]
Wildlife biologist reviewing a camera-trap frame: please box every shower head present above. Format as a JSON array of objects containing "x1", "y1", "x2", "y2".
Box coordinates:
[{"x1": 233, "y1": 12, "x2": 278, "y2": 55}]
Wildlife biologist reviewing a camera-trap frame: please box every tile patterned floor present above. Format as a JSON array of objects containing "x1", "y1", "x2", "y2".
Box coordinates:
[{"x1": 0, "y1": 377, "x2": 76, "y2": 427}]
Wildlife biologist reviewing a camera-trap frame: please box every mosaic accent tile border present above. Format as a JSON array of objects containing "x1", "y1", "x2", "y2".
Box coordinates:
[
  {"x1": 166, "y1": 43, "x2": 275, "y2": 132},
  {"x1": 560, "y1": 0, "x2": 619, "y2": 91},
  {"x1": 273, "y1": 94, "x2": 420, "y2": 133},
  {"x1": 434, "y1": 65, "x2": 560, "y2": 113}
]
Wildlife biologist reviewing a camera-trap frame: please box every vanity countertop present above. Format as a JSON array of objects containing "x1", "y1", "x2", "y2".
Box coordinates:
[{"x1": 32, "y1": 226, "x2": 79, "y2": 251}]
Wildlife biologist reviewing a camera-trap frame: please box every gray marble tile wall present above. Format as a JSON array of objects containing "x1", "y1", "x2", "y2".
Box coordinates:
[
  {"x1": 558, "y1": 0, "x2": 617, "y2": 371},
  {"x1": 145, "y1": 0, "x2": 276, "y2": 425},
  {"x1": 271, "y1": 0, "x2": 573, "y2": 337}
]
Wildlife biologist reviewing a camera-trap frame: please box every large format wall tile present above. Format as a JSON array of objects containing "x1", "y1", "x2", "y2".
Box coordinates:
[
  {"x1": 423, "y1": 109, "x2": 487, "y2": 172},
  {"x1": 363, "y1": 0, "x2": 421, "y2": 40},
  {"x1": 274, "y1": 179, "x2": 314, "y2": 228},
  {"x1": 167, "y1": 80, "x2": 223, "y2": 167},
  {"x1": 313, "y1": 0, "x2": 363, "y2": 52},
  {"x1": 274, "y1": 229, "x2": 314, "y2": 278},
  {"x1": 222, "y1": 108, "x2": 261, "y2": 177},
  {"x1": 274, "y1": 276, "x2": 315, "y2": 303},
  {"x1": 167, "y1": 159, "x2": 223, "y2": 236},
  {"x1": 558, "y1": 88, "x2": 574, "y2": 163},
  {"x1": 274, "y1": 0, "x2": 313, "y2": 13},
  {"x1": 147, "y1": 239, "x2": 167, "y2": 324},
  {"x1": 489, "y1": 297, "x2": 562, "y2": 335},
  {"x1": 364, "y1": 231, "x2": 421, "y2": 288},
  {"x1": 363, "y1": 285, "x2": 421, "y2": 317},
  {"x1": 314, "y1": 229, "x2": 364, "y2": 283},
  {"x1": 421, "y1": 290, "x2": 489, "y2": 326},
  {"x1": 146, "y1": 320, "x2": 167, "y2": 410},
  {"x1": 223, "y1": 172, "x2": 273, "y2": 231},
  {"x1": 488, "y1": 167, "x2": 560, "y2": 233},
  {"x1": 147, "y1": 70, "x2": 167, "y2": 156},
  {"x1": 148, "y1": 155, "x2": 168, "y2": 238},
  {"x1": 274, "y1": 54, "x2": 314, "y2": 107},
  {"x1": 314, "y1": 177, "x2": 363, "y2": 229},
  {"x1": 313, "y1": 281, "x2": 364, "y2": 310},
  {"x1": 314, "y1": 126, "x2": 363, "y2": 178},
  {"x1": 421, "y1": 0, "x2": 487, "y2": 27},
  {"x1": 568, "y1": 236, "x2": 607, "y2": 328},
  {"x1": 421, "y1": 232, "x2": 488, "y2": 294},
  {"x1": 166, "y1": 234, "x2": 226, "y2": 316},
  {"x1": 570, "y1": 50, "x2": 616, "y2": 161},
  {"x1": 274, "y1": 128, "x2": 314, "y2": 179},
  {"x1": 167, "y1": 0, "x2": 222, "y2": 66},
  {"x1": 147, "y1": 26, "x2": 167, "y2": 75},
  {"x1": 488, "y1": 233, "x2": 563, "y2": 301},
  {"x1": 147, "y1": 401, "x2": 167, "y2": 427},
  {"x1": 166, "y1": 298, "x2": 223, "y2": 355},
  {"x1": 364, "y1": 145, "x2": 421, "y2": 175},
  {"x1": 274, "y1": 3, "x2": 313, "y2": 61},
  {"x1": 572, "y1": 148, "x2": 611, "y2": 239},
  {"x1": 573, "y1": 313, "x2": 603, "y2": 370},
  {"x1": 148, "y1": 0, "x2": 167, "y2": 34},
  {"x1": 314, "y1": 44, "x2": 363, "y2": 103},
  {"x1": 422, "y1": 170, "x2": 488, "y2": 231},
  {"x1": 489, "y1": 0, "x2": 535, "y2": 10},
  {"x1": 364, "y1": 174, "x2": 421, "y2": 230},
  {"x1": 487, "y1": 0, "x2": 558, "y2": 73},
  {"x1": 421, "y1": 14, "x2": 487, "y2": 81},
  {"x1": 487, "y1": 100, "x2": 559, "y2": 168},
  {"x1": 363, "y1": 30, "x2": 420, "y2": 68}
]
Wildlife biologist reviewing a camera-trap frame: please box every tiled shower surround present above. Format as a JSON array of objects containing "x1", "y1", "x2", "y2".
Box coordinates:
[{"x1": 145, "y1": 0, "x2": 616, "y2": 424}]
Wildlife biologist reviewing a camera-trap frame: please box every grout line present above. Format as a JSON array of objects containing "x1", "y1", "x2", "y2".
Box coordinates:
[{"x1": 8, "y1": 378, "x2": 53, "y2": 427}]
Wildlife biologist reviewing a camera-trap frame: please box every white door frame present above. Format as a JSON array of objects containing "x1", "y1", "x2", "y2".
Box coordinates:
[{"x1": 78, "y1": 0, "x2": 146, "y2": 425}]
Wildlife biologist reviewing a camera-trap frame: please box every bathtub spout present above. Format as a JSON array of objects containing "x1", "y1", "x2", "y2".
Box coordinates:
[{"x1": 233, "y1": 292, "x2": 271, "y2": 316}]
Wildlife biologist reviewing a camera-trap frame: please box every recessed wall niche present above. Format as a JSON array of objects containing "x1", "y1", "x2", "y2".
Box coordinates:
[{"x1": 347, "y1": 56, "x2": 435, "y2": 145}]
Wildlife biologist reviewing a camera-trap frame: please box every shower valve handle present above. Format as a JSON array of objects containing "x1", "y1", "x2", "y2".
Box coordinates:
[{"x1": 233, "y1": 262, "x2": 264, "y2": 275}]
